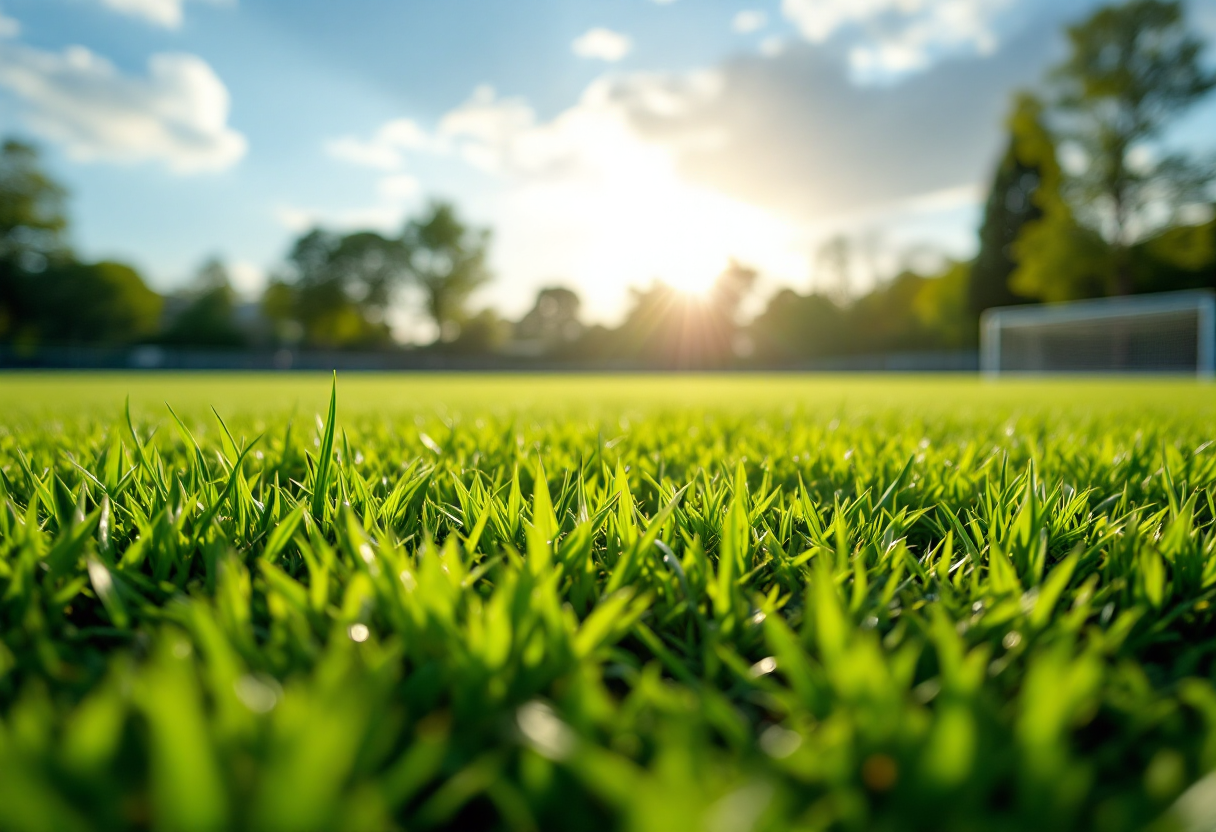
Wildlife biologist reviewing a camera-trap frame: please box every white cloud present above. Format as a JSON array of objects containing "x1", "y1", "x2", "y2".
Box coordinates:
[
  {"x1": 733, "y1": 10, "x2": 768, "y2": 34},
  {"x1": 0, "y1": 3, "x2": 243, "y2": 172},
  {"x1": 610, "y1": 39, "x2": 1045, "y2": 221},
  {"x1": 838, "y1": 182, "x2": 983, "y2": 226},
  {"x1": 325, "y1": 117, "x2": 433, "y2": 170},
  {"x1": 330, "y1": 85, "x2": 587, "y2": 178},
  {"x1": 760, "y1": 36, "x2": 786, "y2": 57},
  {"x1": 333, "y1": 76, "x2": 803, "y2": 318},
  {"x1": 436, "y1": 85, "x2": 581, "y2": 176},
  {"x1": 454, "y1": 35, "x2": 1045, "y2": 307},
  {"x1": 0, "y1": 44, "x2": 246, "y2": 173},
  {"x1": 275, "y1": 174, "x2": 419, "y2": 236},
  {"x1": 0, "y1": 10, "x2": 20, "y2": 38},
  {"x1": 323, "y1": 18, "x2": 1050, "y2": 320},
  {"x1": 101, "y1": 0, "x2": 183, "y2": 27},
  {"x1": 273, "y1": 206, "x2": 312, "y2": 233},
  {"x1": 571, "y1": 28, "x2": 633, "y2": 62},
  {"x1": 98, "y1": 0, "x2": 232, "y2": 29},
  {"x1": 781, "y1": 0, "x2": 1012, "y2": 79},
  {"x1": 275, "y1": 203, "x2": 411, "y2": 235},
  {"x1": 420, "y1": 76, "x2": 726, "y2": 182},
  {"x1": 378, "y1": 173, "x2": 420, "y2": 200}
]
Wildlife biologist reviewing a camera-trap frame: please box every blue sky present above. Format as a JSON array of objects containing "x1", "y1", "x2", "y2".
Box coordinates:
[{"x1": 1, "y1": 0, "x2": 1215, "y2": 336}]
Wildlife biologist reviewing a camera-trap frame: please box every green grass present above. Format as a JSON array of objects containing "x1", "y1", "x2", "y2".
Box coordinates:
[{"x1": 2, "y1": 372, "x2": 1216, "y2": 832}]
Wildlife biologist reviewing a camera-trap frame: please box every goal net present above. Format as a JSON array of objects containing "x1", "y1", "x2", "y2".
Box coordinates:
[{"x1": 981, "y1": 290, "x2": 1215, "y2": 376}]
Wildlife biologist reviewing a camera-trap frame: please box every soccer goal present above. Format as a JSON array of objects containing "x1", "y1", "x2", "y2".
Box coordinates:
[{"x1": 980, "y1": 289, "x2": 1215, "y2": 377}]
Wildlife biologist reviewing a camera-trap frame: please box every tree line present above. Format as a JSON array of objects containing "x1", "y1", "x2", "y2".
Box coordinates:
[{"x1": 1, "y1": 0, "x2": 1213, "y2": 367}]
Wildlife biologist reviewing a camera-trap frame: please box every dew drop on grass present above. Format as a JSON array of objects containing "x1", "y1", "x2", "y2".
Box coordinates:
[
  {"x1": 708, "y1": 783, "x2": 774, "y2": 832},
  {"x1": 235, "y1": 675, "x2": 281, "y2": 714},
  {"x1": 749, "y1": 657, "x2": 778, "y2": 678},
  {"x1": 517, "y1": 701, "x2": 574, "y2": 760},
  {"x1": 913, "y1": 679, "x2": 940, "y2": 704},
  {"x1": 760, "y1": 725, "x2": 802, "y2": 759},
  {"x1": 6, "y1": 375, "x2": 1212, "y2": 829}
]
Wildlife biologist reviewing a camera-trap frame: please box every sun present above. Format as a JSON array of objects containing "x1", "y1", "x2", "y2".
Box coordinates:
[
  {"x1": 663, "y1": 268, "x2": 718, "y2": 296},
  {"x1": 490, "y1": 117, "x2": 807, "y2": 318}
]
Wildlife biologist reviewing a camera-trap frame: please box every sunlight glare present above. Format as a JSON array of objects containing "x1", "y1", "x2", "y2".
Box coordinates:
[{"x1": 486, "y1": 98, "x2": 808, "y2": 322}]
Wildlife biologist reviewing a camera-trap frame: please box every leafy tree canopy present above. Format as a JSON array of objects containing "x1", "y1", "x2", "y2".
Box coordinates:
[
  {"x1": 401, "y1": 201, "x2": 492, "y2": 341},
  {"x1": 161, "y1": 259, "x2": 247, "y2": 348},
  {"x1": 1048, "y1": 0, "x2": 1216, "y2": 292},
  {"x1": 0, "y1": 139, "x2": 69, "y2": 268}
]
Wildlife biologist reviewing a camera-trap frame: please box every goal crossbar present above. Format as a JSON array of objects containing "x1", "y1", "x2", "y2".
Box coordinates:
[{"x1": 981, "y1": 289, "x2": 1215, "y2": 377}]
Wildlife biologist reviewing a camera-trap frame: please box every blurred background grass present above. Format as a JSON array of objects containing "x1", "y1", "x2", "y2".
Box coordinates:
[{"x1": 2, "y1": 373, "x2": 1213, "y2": 421}]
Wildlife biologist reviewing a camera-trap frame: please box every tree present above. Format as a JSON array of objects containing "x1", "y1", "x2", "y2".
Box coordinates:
[
  {"x1": 447, "y1": 308, "x2": 511, "y2": 355},
  {"x1": 0, "y1": 140, "x2": 162, "y2": 346},
  {"x1": 0, "y1": 139, "x2": 69, "y2": 267},
  {"x1": 709, "y1": 260, "x2": 757, "y2": 323},
  {"x1": 0, "y1": 139, "x2": 71, "y2": 342},
  {"x1": 1048, "y1": 0, "x2": 1216, "y2": 294},
  {"x1": 602, "y1": 262, "x2": 758, "y2": 368},
  {"x1": 814, "y1": 235, "x2": 853, "y2": 301},
  {"x1": 1010, "y1": 210, "x2": 1113, "y2": 302},
  {"x1": 970, "y1": 95, "x2": 1051, "y2": 313},
  {"x1": 913, "y1": 261, "x2": 974, "y2": 348},
  {"x1": 265, "y1": 203, "x2": 493, "y2": 350},
  {"x1": 515, "y1": 287, "x2": 583, "y2": 354},
  {"x1": 271, "y1": 229, "x2": 404, "y2": 348},
  {"x1": 1129, "y1": 212, "x2": 1216, "y2": 292},
  {"x1": 748, "y1": 289, "x2": 845, "y2": 362},
  {"x1": 161, "y1": 259, "x2": 247, "y2": 348},
  {"x1": 706, "y1": 259, "x2": 758, "y2": 359},
  {"x1": 401, "y1": 202, "x2": 491, "y2": 342},
  {"x1": 324, "y1": 231, "x2": 410, "y2": 310},
  {"x1": 846, "y1": 271, "x2": 937, "y2": 353},
  {"x1": 261, "y1": 279, "x2": 305, "y2": 346},
  {"x1": 747, "y1": 259, "x2": 971, "y2": 363},
  {"x1": 27, "y1": 260, "x2": 162, "y2": 344},
  {"x1": 984, "y1": 95, "x2": 1117, "y2": 303}
]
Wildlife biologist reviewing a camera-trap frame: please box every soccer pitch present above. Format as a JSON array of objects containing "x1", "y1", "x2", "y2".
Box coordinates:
[{"x1": 1, "y1": 373, "x2": 1215, "y2": 832}]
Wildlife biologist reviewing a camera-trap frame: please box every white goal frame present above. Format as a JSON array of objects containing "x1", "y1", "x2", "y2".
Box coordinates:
[{"x1": 981, "y1": 289, "x2": 1215, "y2": 378}]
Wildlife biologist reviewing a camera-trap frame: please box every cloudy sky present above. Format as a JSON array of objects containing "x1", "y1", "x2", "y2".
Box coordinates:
[{"x1": 1, "y1": 0, "x2": 1215, "y2": 333}]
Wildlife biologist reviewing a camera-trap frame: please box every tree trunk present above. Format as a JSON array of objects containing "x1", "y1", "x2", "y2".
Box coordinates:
[{"x1": 1113, "y1": 243, "x2": 1133, "y2": 296}]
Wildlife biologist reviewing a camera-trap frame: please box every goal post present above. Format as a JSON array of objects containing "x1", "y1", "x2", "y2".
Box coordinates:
[{"x1": 980, "y1": 289, "x2": 1215, "y2": 377}]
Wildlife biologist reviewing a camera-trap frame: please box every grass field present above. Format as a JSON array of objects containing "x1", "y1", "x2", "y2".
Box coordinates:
[{"x1": 2, "y1": 372, "x2": 1216, "y2": 832}]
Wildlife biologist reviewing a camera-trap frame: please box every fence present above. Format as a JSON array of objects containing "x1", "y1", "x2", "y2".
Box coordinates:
[{"x1": 0, "y1": 344, "x2": 981, "y2": 373}]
